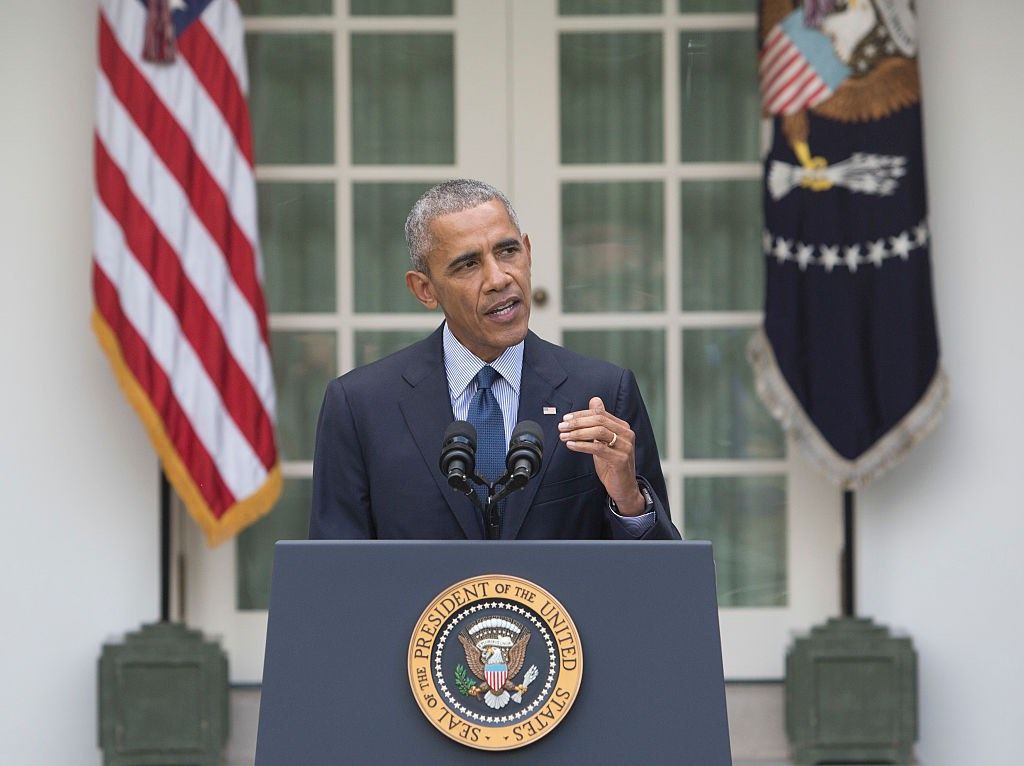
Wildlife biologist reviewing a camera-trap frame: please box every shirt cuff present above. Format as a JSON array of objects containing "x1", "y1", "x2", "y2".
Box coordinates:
[
  {"x1": 610, "y1": 508, "x2": 657, "y2": 538},
  {"x1": 607, "y1": 482, "x2": 656, "y2": 537}
]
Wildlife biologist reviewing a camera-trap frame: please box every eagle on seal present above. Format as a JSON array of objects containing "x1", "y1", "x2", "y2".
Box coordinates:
[
  {"x1": 457, "y1": 616, "x2": 531, "y2": 710},
  {"x1": 760, "y1": 0, "x2": 920, "y2": 190}
]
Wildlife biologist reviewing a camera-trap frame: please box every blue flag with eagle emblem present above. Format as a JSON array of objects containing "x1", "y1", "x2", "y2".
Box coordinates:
[{"x1": 748, "y1": 0, "x2": 948, "y2": 488}]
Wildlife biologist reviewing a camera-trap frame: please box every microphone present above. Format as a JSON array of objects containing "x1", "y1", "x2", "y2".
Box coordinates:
[
  {"x1": 503, "y1": 420, "x2": 544, "y2": 491},
  {"x1": 439, "y1": 420, "x2": 476, "y2": 495}
]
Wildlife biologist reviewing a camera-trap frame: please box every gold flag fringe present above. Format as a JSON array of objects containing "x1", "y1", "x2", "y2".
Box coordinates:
[{"x1": 92, "y1": 310, "x2": 282, "y2": 547}]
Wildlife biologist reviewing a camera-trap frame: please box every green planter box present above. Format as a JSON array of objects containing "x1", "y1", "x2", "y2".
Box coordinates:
[
  {"x1": 786, "y1": 617, "x2": 917, "y2": 765},
  {"x1": 98, "y1": 622, "x2": 228, "y2": 766}
]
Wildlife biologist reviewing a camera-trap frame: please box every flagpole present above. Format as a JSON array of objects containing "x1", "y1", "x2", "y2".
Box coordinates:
[
  {"x1": 160, "y1": 467, "x2": 171, "y2": 623},
  {"x1": 841, "y1": 489, "x2": 855, "y2": 617}
]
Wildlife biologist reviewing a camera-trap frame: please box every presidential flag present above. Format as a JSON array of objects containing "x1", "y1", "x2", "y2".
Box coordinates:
[
  {"x1": 92, "y1": 0, "x2": 281, "y2": 545},
  {"x1": 749, "y1": 0, "x2": 948, "y2": 488}
]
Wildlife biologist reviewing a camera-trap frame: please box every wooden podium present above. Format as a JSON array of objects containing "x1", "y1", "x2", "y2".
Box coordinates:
[{"x1": 256, "y1": 540, "x2": 731, "y2": 764}]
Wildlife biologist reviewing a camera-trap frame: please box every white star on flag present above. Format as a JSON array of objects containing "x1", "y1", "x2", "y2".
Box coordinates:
[
  {"x1": 773, "y1": 237, "x2": 792, "y2": 262},
  {"x1": 795, "y1": 243, "x2": 815, "y2": 270},
  {"x1": 820, "y1": 245, "x2": 841, "y2": 272},
  {"x1": 867, "y1": 239, "x2": 887, "y2": 268},
  {"x1": 890, "y1": 231, "x2": 913, "y2": 259},
  {"x1": 843, "y1": 244, "x2": 861, "y2": 273},
  {"x1": 914, "y1": 223, "x2": 929, "y2": 246}
]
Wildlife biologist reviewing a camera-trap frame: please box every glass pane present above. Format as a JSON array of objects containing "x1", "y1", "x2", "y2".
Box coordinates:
[
  {"x1": 562, "y1": 330, "x2": 667, "y2": 451},
  {"x1": 683, "y1": 328, "x2": 784, "y2": 458},
  {"x1": 684, "y1": 475, "x2": 786, "y2": 607},
  {"x1": 678, "y1": 0, "x2": 754, "y2": 11},
  {"x1": 236, "y1": 478, "x2": 311, "y2": 611},
  {"x1": 248, "y1": 33, "x2": 334, "y2": 164},
  {"x1": 560, "y1": 0, "x2": 662, "y2": 13},
  {"x1": 679, "y1": 30, "x2": 759, "y2": 162},
  {"x1": 562, "y1": 181, "x2": 664, "y2": 312},
  {"x1": 351, "y1": 34, "x2": 454, "y2": 165},
  {"x1": 681, "y1": 179, "x2": 762, "y2": 311},
  {"x1": 272, "y1": 331, "x2": 337, "y2": 461},
  {"x1": 561, "y1": 33, "x2": 663, "y2": 164},
  {"x1": 354, "y1": 330, "x2": 433, "y2": 367},
  {"x1": 350, "y1": 0, "x2": 452, "y2": 14},
  {"x1": 259, "y1": 182, "x2": 335, "y2": 313},
  {"x1": 353, "y1": 182, "x2": 438, "y2": 313},
  {"x1": 241, "y1": 0, "x2": 330, "y2": 14}
]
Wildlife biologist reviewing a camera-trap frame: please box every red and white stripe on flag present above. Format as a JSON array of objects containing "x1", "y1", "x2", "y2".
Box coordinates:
[
  {"x1": 486, "y1": 669, "x2": 508, "y2": 691},
  {"x1": 759, "y1": 25, "x2": 831, "y2": 116},
  {"x1": 92, "y1": 0, "x2": 281, "y2": 546}
]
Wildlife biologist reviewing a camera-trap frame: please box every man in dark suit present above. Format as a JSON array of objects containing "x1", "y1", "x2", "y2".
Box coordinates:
[{"x1": 309, "y1": 179, "x2": 679, "y2": 540}]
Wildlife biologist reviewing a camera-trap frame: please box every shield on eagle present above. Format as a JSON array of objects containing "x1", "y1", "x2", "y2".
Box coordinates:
[{"x1": 485, "y1": 661, "x2": 508, "y2": 693}]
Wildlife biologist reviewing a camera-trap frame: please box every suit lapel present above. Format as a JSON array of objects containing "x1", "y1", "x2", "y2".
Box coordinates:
[
  {"x1": 501, "y1": 333, "x2": 572, "y2": 539},
  {"x1": 398, "y1": 327, "x2": 484, "y2": 539}
]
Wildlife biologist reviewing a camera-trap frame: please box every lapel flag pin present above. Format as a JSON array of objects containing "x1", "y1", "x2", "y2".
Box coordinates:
[{"x1": 543, "y1": 406, "x2": 557, "y2": 415}]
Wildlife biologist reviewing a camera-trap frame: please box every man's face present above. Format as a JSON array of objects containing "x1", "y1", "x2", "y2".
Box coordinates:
[{"x1": 406, "y1": 199, "x2": 532, "y2": 362}]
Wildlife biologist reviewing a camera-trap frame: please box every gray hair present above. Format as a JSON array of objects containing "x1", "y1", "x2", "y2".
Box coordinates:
[{"x1": 404, "y1": 179, "x2": 521, "y2": 273}]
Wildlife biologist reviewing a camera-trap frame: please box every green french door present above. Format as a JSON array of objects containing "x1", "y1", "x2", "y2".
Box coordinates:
[{"x1": 183, "y1": 0, "x2": 839, "y2": 683}]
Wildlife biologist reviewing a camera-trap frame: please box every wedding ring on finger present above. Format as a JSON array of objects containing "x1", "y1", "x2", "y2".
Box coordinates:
[{"x1": 607, "y1": 432, "x2": 618, "y2": 448}]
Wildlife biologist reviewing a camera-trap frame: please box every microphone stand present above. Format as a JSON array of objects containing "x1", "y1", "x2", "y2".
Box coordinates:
[
  {"x1": 453, "y1": 471, "x2": 525, "y2": 541},
  {"x1": 484, "y1": 490, "x2": 501, "y2": 541}
]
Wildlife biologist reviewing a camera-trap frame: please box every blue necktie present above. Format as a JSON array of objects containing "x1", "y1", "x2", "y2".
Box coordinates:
[{"x1": 467, "y1": 365, "x2": 506, "y2": 507}]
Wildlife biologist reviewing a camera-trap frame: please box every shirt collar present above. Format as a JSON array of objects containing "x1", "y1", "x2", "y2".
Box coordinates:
[{"x1": 442, "y1": 323, "x2": 524, "y2": 398}]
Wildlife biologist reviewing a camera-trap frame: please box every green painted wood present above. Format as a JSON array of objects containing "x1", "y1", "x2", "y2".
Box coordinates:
[
  {"x1": 99, "y1": 623, "x2": 228, "y2": 766},
  {"x1": 786, "y1": 617, "x2": 917, "y2": 765}
]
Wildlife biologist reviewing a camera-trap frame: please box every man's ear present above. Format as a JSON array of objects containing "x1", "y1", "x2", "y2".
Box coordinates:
[
  {"x1": 405, "y1": 270, "x2": 438, "y2": 310},
  {"x1": 523, "y1": 233, "x2": 532, "y2": 268}
]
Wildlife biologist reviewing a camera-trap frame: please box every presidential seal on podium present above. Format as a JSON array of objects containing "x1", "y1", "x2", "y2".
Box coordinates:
[{"x1": 408, "y1": 574, "x2": 583, "y2": 750}]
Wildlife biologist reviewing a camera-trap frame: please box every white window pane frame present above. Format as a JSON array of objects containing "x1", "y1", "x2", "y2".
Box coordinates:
[
  {"x1": 184, "y1": 0, "x2": 840, "y2": 685},
  {"x1": 183, "y1": 0, "x2": 511, "y2": 685},
  {"x1": 511, "y1": 0, "x2": 840, "y2": 680}
]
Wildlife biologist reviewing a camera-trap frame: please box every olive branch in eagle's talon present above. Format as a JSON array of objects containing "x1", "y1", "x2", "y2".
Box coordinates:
[{"x1": 455, "y1": 664, "x2": 479, "y2": 697}]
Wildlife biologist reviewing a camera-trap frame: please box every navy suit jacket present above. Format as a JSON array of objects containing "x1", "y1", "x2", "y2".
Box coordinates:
[{"x1": 309, "y1": 326, "x2": 679, "y2": 540}]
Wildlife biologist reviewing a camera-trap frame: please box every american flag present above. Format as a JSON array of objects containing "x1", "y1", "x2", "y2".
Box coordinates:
[
  {"x1": 760, "y1": 9, "x2": 848, "y2": 116},
  {"x1": 92, "y1": 0, "x2": 280, "y2": 546}
]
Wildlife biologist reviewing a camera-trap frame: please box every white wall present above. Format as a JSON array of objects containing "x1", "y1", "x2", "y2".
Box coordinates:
[
  {"x1": 0, "y1": 1, "x2": 1021, "y2": 764},
  {"x1": 0, "y1": 1, "x2": 158, "y2": 763},
  {"x1": 858, "y1": 2, "x2": 1024, "y2": 765}
]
